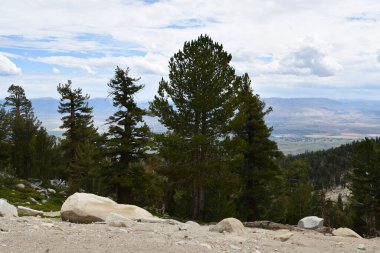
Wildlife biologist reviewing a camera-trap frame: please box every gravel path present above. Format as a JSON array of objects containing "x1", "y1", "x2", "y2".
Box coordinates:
[{"x1": 0, "y1": 216, "x2": 379, "y2": 253}]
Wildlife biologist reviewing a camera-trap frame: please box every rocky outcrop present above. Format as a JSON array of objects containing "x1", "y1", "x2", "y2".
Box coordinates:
[
  {"x1": 210, "y1": 217, "x2": 245, "y2": 234},
  {"x1": 332, "y1": 227, "x2": 362, "y2": 239},
  {"x1": 297, "y1": 216, "x2": 324, "y2": 229},
  {"x1": 17, "y1": 206, "x2": 44, "y2": 216},
  {"x1": 0, "y1": 199, "x2": 18, "y2": 218},
  {"x1": 244, "y1": 220, "x2": 301, "y2": 231},
  {"x1": 60, "y1": 193, "x2": 153, "y2": 223}
]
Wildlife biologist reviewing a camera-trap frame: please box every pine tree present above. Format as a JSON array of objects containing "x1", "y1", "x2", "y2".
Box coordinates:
[
  {"x1": 57, "y1": 80, "x2": 98, "y2": 194},
  {"x1": 150, "y1": 35, "x2": 238, "y2": 220},
  {"x1": 5, "y1": 85, "x2": 40, "y2": 178},
  {"x1": 349, "y1": 138, "x2": 380, "y2": 236},
  {"x1": 284, "y1": 159, "x2": 313, "y2": 224},
  {"x1": 106, "y1": 67, "x2": 150, "y2": 204},
  {"x1": 231, "y1": 73, "x2": 283, "y2": 221},
  {"x1": 0, "y1": 105, "x2": 12, "y2": 172},
  {"x1": 4, "y1": 84, "x2": 33, "y2": 119}
]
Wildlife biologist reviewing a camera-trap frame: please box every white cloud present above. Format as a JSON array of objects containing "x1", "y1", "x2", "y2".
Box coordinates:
[
  {"x1": 377, "y1": 50, "x2": 380, "y2": 63},
  {"x1": 0, "y1": 54, "x2": 22, "y2": 76},
  {"x1": 31, "y1": 53, "x2": 167, "y2": 76},
  {"x1": 273, "y1": 46, "x2": 343, "y2": 77},
  {"x1": 1, "y1": 0, "x2": 380, "y2": 99},
  {"x1": 52, "y1": 67, "x2": 60, "y2": 74}
]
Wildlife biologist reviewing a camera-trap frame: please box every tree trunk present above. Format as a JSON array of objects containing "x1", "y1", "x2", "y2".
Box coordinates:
[
  {"x1": 192, "y1": 179, "x2": 199, "y2": 219},
  {"x1": 117, "y1": 184, "x2": 130, "y2": 204},
  {"x1": 192, "y1": 176, "x2": 205, "y2": 220}
]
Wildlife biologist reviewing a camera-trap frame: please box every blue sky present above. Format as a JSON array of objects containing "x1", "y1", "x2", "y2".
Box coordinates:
[{"x1": 1, "y1": 0, "x2": 380, "y2": 100}]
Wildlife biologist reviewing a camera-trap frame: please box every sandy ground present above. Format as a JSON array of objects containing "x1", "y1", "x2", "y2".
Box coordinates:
[{"x1": 0, "y1": 216, "x2": 379, "y2": 253}]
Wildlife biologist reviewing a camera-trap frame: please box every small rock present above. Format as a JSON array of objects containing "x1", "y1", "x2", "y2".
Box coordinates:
[
  {"x1": 0, "y1": 199, "x2": 18, "y2": 218},
  {"x1": 332, "y1": 227, "x2": 362, "y2": 239},
  {"x1": 179, "y1": 224, "x2": 190, "y2": 231},
  {"x1": 28, "y1": 197, "x2": 39, "y2": 204},
  {"x1": 106, "y1": 213, "x2": 134, "y2": 227},
  {"x1": 47, "y1": 188, "x2": 56, "y2": 194},
  {"x1": 200, "y1": 243, "x2": 212, "y2": 250},
  {"x1": 17, "y1": 206, "x2": 44, "y2": 216},
  {"x1": 297, "y1": 216, "x2": 324, "y2": 229},
  {"x1": 16, "y1": 183, "x2": 25, "y2": 189},
  {"x1": 43, "y1": 211, "x2": 61, "y2": 218},
  {"x1": 357, "y1": 244, "x2": 366, "y2": 250},
  {"x1": 274, "y1": 232, "x2": 294, "y2": 242},
  {"x1": 165, "y1": 219, "x2": 183, "y2": 225},
  {"x1": 41, "y1": 223, "x2": 54, "y2": 228},
  {"x1": 230, "y1": 244, "x2": 241, "y2": 250},
  {"x1": 186, "y1": 221, "x2": 201, "y2": 227},
  {"x1": 209, "y1": 218, "x2": 245, "y2": 234},
  {"x1": 0, "y1": 228, "x2": 9, "y2": 233}
]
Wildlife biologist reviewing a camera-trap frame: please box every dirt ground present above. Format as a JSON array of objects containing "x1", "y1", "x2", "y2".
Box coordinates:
[{"x1": 0, "y1": 216, "x2": 379, "y2": 253}]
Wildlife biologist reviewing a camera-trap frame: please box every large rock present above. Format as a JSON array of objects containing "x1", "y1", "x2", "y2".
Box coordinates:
[
  {"x1": 332, "y1": 227, "x2": 362, "y2": 239},
  {"x1": 0, "y1": 199, "x2": 18, "y2": 218},
  {"x1": 60, "y1": 193, "x2": 153, "y2": 223},
  {"x1": 209, "y1": 218, "x2": 245, "y2": 234},
  {"x1": 17, "y1": 206, "x2": 44, "y2": 216},
  {"x1": 297, "y1": 216, "x2": 324, "y2": 229}
]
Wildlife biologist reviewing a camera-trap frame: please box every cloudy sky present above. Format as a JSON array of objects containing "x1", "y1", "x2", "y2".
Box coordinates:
[{"x1": 0, "y1": 0, "x2": 380, "y2": 101}]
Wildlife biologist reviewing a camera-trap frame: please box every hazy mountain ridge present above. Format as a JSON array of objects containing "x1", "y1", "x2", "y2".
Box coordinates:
[{"x1": 2, "y1": 97, "x2": 379, "y2": 154}]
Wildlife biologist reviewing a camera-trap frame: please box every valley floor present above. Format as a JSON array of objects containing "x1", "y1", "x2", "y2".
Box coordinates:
[{"x1": 0, "y1": 216, "x2": 379, "y2": 253}]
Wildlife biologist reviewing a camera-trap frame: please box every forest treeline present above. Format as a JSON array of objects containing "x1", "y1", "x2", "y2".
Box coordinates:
[{"x1": 0, "y1": 35, "x2": 379, "y2": 236}]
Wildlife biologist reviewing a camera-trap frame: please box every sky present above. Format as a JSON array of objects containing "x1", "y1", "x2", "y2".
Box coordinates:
[{"x1": 1, "y1": 0, "x2": 380, "y2": 101}]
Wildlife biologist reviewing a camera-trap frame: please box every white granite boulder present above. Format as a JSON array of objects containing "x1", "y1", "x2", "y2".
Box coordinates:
[
  {"x1": 0, "y1": 199, "x2": 18, "y2": 218},
  {"x1": 209, "y1": 218, "x2": 245, "y2": 234},
  {"x1": 297, "y1": 216, "x2": 324, "y2": 229},
  {"x1": 60, "y1": 193, "x2": 153, "y2": 223},
  {"x1": 332, "y1": 227, "x2": 362, "y2": 239}
]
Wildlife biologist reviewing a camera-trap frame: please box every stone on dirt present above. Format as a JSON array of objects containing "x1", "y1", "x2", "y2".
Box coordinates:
[
  {"x1": 274, "y1": 232, "x2": 294, "y2": 242},
  {"x1": 332, "y1": 227, "x2": 362, "y2": 239},
  {"x1": 209, "y1": 217, "x2": 245, "y2": 234},
  {"x1": 106, "y1": 213, "x2": 134, "y2": 227},
  {"x1": 16, "y1": 183, "x2": 25, "y2": 189},
  {"x1": 60, "y1": 193, "x2": 153, "y2": 223},
  {"x1": 297, "y1": 216, "x2": 324, "y2": 229},
  {"x1": 0, "y1": 199, "x2": 18, "y2": 218},
  {"x1": 17, "y1": 206, "x2": 44, "y2": 216}
]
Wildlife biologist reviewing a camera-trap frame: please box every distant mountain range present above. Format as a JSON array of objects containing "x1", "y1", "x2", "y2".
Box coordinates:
[{"x1": 2, "y1": 97, "x2": 380, "y2": 154}]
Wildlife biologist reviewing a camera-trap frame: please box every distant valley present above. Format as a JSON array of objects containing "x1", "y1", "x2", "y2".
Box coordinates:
[{"x1": 2, "y1": 97, "x2": 380, "y2": 154}]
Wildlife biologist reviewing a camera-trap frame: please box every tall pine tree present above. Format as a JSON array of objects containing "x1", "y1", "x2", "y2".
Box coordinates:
[
  {"x1": 5, "y1": 84, "x2": 41, "y2": 178},
  {"x1": 231, "y1": 74, "x2": 283, "y2": 221},
  {"x1": 0, "y1": 105, "x2": 11, "y2": 172},
  {"x1": 58, "y1": 80, "x2": 98, "y2": 194},
  {"x1": 349, "y1": 138, "x2": 380, "y2": 236},
  {"x1": 150, "y1": 35, "x2": 238, "y2": 220},
  {"x1": 106, "y1": 67, "x2": 150, "y2": 204}
]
